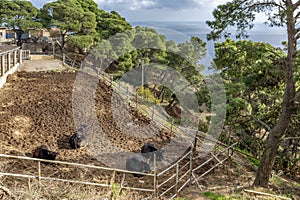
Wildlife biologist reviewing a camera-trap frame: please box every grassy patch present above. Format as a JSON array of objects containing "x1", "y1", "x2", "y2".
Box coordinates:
[
  {"x1": 137, "y1": 87, "x2": 160, "y2": 104},
  {"x1": 270, "y1": 174, "x2": 284, "y2": 186},
  {"x1": 235, "y1": 147, "x2": 260, "y2": 167},
  {"x1": 203, "y1": 191, "x2": 226, "y2": 200}
]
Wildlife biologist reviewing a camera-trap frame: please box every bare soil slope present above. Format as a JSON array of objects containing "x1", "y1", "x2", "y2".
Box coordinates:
[
  {"x1": 0, "y1": 69, "x2": 298, "y2": 200},
  {"x1": 0, "y1": 70, "x2": 176, "y2": 194}
]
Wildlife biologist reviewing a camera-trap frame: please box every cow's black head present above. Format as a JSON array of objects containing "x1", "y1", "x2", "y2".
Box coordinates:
[{"x1": 47, "y1": 151, "x2": 58, "y2": 160}]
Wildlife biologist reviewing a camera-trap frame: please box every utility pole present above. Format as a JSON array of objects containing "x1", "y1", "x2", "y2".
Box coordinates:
[{"x1": 141, "y1": 59, "x2": 144, "y2": 89}]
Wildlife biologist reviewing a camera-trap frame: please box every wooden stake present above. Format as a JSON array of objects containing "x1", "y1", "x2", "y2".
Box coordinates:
[
  {"x1": 38, "y1": 161, "x2": 41, "y2": 184},
  {"x1": 153, "y1": 153, "x2": 158, "y2": 199}
]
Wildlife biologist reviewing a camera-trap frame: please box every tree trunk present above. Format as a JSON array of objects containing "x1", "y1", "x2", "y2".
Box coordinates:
[
  {"x1": 151, "y1": 72, "x2": 167, "y2": 93},
  {"x1": 253, "y1": 3, "x2": 297, "y2": 187},
  {"x1": 16, "y1": 30, "x2": 24, "y2": 47},
  {"x1": 61, "y1": 31, "x2": 67, "y2": 49},
  {"x1": 159, "y1": 87, "x2": 166, "y2": 103}
]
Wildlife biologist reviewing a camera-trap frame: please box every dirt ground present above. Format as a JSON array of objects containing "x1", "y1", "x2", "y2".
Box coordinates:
[
  {"x1": 0, "y1": 63, "x2": 299, "y2": 199},
  {"x1": 19, "y1": 60, "x2": 67, "y2": 72},
  {"x1": 0, "y1": 67, "x2": 182, "y2": 197}
]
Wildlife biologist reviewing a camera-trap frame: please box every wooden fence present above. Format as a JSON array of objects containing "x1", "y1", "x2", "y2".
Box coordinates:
[
  {"x1": 0, "y1": 153, "x2": 155, "y2": 192},
  {"x1": 54, "y1": 53, "x2": 82, "y2": 69},
  {"x1": 22, "y1": 50, "x2": 31, "y2": 60},
  {"x1": 0, "y1": 47, "x2": 21, "y2": 77},
  {"x1": 0, "y1": 140, "x2": 236, "y2": 199},
  {"x1": 0, "y1": 54, "x2": 237, "y2": 199}
]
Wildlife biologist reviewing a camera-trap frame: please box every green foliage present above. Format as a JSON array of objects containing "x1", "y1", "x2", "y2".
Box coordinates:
[
  {"x1": 104, "y1": 28, "x2": 206, "y2": 100},
  {"x1": 203, "y1": 191, "x2": 225, "y2": 200},
  {"x1": 235, "y1": 147, "x2": 260, "y2": 167},
  {"x1": 96, "y1": 10, "x2": 132, "y2": 39},
  {"x1": 206, "y1": 0, "x2": 285, "y2": 40},
  {"x1": 40, "y1": 0, "x2": 97, "y2": 49},
  {"x1": 137, "y1": 87, "x2": 160, "y2": 104},
  {"x1": 38, "y1": 0, "x2": 131, "y2": 52},
  {"x1": 68, "y1": 35, "x2": 95, "y2": 52},
  {"x1": 198, "y1": 119, "x2": 209, "y2": 132},
  {"x1": 0, "y1": 0, "x2": 41, "y2": 45},
  {"x1": 111, "y1": 183, "x2": 120, "y2": 200},
  {"x1": 207, "y1": 1, "x2": 300, "y2": 186},
  {"x1": 213, "y1": 39, "x2": 286, "y2": 156}
]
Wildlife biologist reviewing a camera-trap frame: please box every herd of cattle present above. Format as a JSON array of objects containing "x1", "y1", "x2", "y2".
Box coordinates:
[{"x1": 32, "y1": 125, "x2": 164, "y2": 177}]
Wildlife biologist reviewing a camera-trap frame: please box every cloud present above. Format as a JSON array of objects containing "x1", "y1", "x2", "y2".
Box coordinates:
[
  {"x1": 96, "y1": 0, "x2": 220, "y2": 11},
  {"x1": 95, "y1": 0, "x2": 156, "y2": 10},
  {"x1": 28, "y1": 0, "x2": 231, "y2": 21}
]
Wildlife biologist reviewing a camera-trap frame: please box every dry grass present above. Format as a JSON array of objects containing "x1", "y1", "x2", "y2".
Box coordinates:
[{"x1": 0, "y1": 179, "x2": 152, "y2": 200}]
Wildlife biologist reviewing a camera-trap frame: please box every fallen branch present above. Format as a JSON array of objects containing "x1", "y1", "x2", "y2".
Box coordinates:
[
  {"x1": 244, "y1": 189, "x2": 292, "y2": 200},
  {"x1": 207, "y1": 185, "x2": 230, "y2": 190}
]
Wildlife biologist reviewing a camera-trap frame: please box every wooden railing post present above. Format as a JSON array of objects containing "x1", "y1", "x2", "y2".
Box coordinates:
[
  {"x1": 13, "y1": 50, "x2": 16, "y2": 66},
  {"x1": 110, "y1": 74, "x2": 113, "y2": 87},
  {"x1": 193, "y1": 135, "x2": 198, "y2": 154},
  {"x1": 189, "y1": 149, "x2": 193, "y2": 186},
  {"x1": 111, "y1": 170, "x2": 116, "y2": 186},
  {"x1": 18, "y1": 49, "x2": 22, "y2": 65},
  {"x1": 175, "y1": 163, "x2": 179, "y2": 197},
  {"x1": 126, "y1": 86, "x2": 129, "y2": 102},
  {"x1": 153, "y1": 153, "x2": 158, "y2": 199},
  {"x1": 7, "y1": 52, "x2": 10, "y2": 71},
  {"x1": 135, "y1": 92, "x2": 138, "y2": 109},
  {"x1": 110, "y1": 170, "x2": 116, "y2": 200},
  {"x1": 62, "y1": 53, "x2": 65, "y2": 64},
  {"x1": 151, "y1": 106, "x2": 154, "y2": 120},
  {"x1": 171, "y1": 120, "x2": 174, "y2": 132},
  {"x1": 1, "y1": 55, "x2": 4, "y2": 76},
  {"x1": 38, "y1": 161, "x2": 41, "y2": 184}
]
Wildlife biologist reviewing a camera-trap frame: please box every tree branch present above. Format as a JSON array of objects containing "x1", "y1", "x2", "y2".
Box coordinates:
[
  {"x1": 251, "y1": 115, "x2": 271, "y2": 131},
  {"x1": 295, "y1": 32, "x2": 300, "y2": 41},
  {"x1": 292, "y1": 0, "x2": 300, "y2": 10},
  {"x1": 252, "y1": 1, "x2": 285, "y2": 10}
]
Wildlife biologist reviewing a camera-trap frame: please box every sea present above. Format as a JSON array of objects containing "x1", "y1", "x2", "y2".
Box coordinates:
[{"x1": 130, "y1": 21, "x2": 287, "y2": 58}]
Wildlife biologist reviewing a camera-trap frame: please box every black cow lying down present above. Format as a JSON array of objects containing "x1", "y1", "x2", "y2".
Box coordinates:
[
  {"x1": 141, "y1": 143, "x2": 164, "y2": 162},
  {"x1": 33, "y1": 144, "x2": 58, "y2": 161},
  {"x1": 126, "y1": 155, "x2": 151, "y2": 177},
  {"x1": 69, "y1": 125, "x2": 87, "y2": 149}
]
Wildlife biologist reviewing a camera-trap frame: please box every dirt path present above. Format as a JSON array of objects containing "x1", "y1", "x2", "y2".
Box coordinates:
[{"x1": 18, "y1": 60, "x2": 67, "y2": 72}]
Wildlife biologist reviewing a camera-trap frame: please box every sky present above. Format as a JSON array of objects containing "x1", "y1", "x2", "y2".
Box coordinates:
[{"x1": 29, "y1": 0, "x2": 234, "y2": 22}]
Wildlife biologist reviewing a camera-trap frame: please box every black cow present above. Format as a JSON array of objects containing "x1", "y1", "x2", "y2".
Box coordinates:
[
  {"x1": 33, "y1": 144, "x2": 58, "y2": 161},
  {"x1": 141, "y1": 143, "x2": 164, "y2": 162},
  {"x1": 126, "y1": 155, "x2": 151, "y2": 177},
  {"x1": 69, "y1": 125, "x2": 87, "y2": 149}
]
